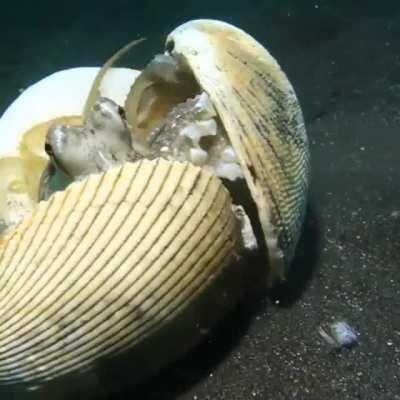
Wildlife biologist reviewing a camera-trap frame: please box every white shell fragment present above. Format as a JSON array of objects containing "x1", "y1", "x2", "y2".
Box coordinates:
[{"x1": 319, "y1": 322, "x2": 359, "y2": 349}]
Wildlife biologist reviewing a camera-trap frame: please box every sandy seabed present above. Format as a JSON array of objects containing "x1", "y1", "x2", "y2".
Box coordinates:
[{"x1": 0, "y1": 1, "x2": 399, "y2": 399}]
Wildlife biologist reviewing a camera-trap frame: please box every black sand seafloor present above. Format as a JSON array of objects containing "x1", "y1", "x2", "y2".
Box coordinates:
[{"x1": 0, "y1": 0, "x2": 399, "y2": 399}]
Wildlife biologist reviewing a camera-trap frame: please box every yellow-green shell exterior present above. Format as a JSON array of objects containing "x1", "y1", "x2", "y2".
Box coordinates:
[
  {"x1": 168, "y1": 20, "x2": 310, "y2": 279},
  {"x1": 0, "y1": 159, "x2": 240, "y2": 386}
]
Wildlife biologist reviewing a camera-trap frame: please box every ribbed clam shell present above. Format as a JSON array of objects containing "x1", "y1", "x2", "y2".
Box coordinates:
[
  {"x1": 0, "y1": 159, "x2": 239, "y2": 386},
  {"x1": 168, "y1": 20, "x2": 310, "y2": 279}
]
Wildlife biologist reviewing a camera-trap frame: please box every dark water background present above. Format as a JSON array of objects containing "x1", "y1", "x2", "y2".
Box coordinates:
[{"x1": 0, "y1": 1, "x2": 399, "y2": 399}]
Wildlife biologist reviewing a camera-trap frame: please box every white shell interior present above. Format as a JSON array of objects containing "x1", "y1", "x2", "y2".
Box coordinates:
[{"x1": 0, "y1": 67, "x2": 140, "y2": 158}]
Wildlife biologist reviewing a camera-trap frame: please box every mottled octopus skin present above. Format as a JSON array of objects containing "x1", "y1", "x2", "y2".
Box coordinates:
[
  {"x1": 167, "y1": 20, "x2": 310, "y2": 279},
  {"x1": 0, "y1": 159, "x2": 240, "y2": 386}
]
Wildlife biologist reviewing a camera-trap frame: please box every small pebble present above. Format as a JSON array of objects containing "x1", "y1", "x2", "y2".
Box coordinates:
[{"x1": 319, "y1": 321, "x2": 359, "y2": 349}]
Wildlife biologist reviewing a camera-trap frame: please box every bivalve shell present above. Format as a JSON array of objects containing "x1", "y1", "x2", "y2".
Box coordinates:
[
  {"x1": 167, "y1": 19, "x2": 310, "y2": 279},
  {"x1": 0, "y1": 159, "x2": 240, "y2": 387}
]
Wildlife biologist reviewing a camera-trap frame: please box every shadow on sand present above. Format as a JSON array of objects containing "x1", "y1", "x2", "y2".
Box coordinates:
[{"x1": 108, "y1": 200, "x2": 321, "y2": 399}]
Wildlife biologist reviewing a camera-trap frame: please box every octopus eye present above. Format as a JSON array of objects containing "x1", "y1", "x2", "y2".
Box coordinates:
[
  {"x1": 45, "y1": 143, "x2": 54, "y2": 156},
  {"x1": 118, "y1": 106, "x2": 126, "y2": 119}
]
